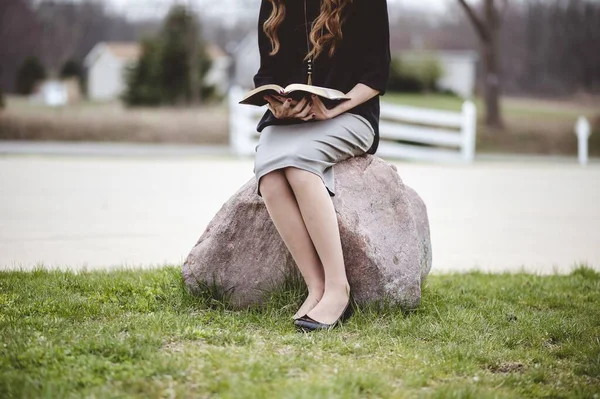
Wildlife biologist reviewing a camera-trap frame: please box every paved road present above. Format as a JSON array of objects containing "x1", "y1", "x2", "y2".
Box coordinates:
[{"x1": 1, "y1": 153, "x2": 599, "y2": 274}]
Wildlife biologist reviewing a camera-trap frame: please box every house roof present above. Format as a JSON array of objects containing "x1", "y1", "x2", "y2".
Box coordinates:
[
  {"x1": 84, "y1": 42, "x2": 141, "y2": 67},
  {"x1": 104, "y1": 42, "x2": 142, "y2": 61},
  {"x1": 206, "y1": 43, "x2": 229, "y2": 60}
]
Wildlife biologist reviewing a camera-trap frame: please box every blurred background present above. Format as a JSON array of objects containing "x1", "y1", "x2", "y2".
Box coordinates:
[
  {"x1": 1, "y1": 0, "x2": 599, "y2": 272},
  {"x1": 1, "y1": 0, "x2": 599, "y2": 152}
]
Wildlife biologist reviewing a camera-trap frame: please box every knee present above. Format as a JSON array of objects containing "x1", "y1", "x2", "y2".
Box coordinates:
[
  {"x1": 258, "y1": 170, "x2": 287, "y2": 201},
  {"x1": 284, "y1": 167, "x2": 317, "y2": 189}
]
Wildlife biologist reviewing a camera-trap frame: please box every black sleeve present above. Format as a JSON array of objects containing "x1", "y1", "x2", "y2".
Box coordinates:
[
  {"x1": 253, "y1": 0, "x2": 279, "y2": 88},
  {"x1": 356, "y1": 0, "x2": 391, "y2": 95}
]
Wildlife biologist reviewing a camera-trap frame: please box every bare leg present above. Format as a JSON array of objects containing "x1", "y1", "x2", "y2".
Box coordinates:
[
  {"x1": 259, "y1": 170, "x2": 325, "y2": 319},
  {"x1": 284, "y1": 167, "x2": 351, "y2": 325}
]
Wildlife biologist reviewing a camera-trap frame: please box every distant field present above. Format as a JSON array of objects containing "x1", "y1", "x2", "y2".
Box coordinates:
[
  {"x1": 1, "y1": 94, "x2": 598, "y2": 156},
  {"x1": 0, "y1": 96, "x2": 229, "y2": 145},
  {"x1": 385, "y1": 93, "x2": 600, "y2": 156}
]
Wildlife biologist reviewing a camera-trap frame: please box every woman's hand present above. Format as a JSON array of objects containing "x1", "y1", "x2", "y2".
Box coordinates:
[
  {"x1": 308, "y1": 95, "x2": 334, "y2": 121},
  {"x1": 264, "y1": 95, "x2": 313, "y2": 120}
]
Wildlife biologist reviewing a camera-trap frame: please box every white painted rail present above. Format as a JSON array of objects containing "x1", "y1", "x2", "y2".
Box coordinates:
[
  {"x1": 229, "y1": 86, "x2": 477, "y2": 163},
  {"x1": 575, "y1": 116, "x2": 591, "y2": 166},
  {"x1": 378, "y1": 101, "x2": 477, "y2": 163}
]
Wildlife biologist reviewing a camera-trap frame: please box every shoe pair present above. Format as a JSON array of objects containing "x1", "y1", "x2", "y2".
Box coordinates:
[{"x1": 294, "y1": 290, "x2": 354, "y2": 332}]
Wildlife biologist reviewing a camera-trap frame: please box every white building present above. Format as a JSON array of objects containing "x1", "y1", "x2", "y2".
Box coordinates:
[
  {"x1": 85, "y1": 41, "x2": 232, "y2": 102},
  {"x1": 400, "y1": 50, "x2": 478, "y2": 98},
  {"x1": 84, "y1": 42, "x2": 141, "y2": 102},
  {"x1": 203, "y1": 44, "x2": 233, "y2": 96},
  {"x1": 437, "y1": 51, "x2": 478, "y2": 98}
]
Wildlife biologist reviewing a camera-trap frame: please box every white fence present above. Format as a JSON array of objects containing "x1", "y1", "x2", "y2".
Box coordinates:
[
  {"x1": 575, "y1": 116, "x2": 592, "y2": 166},
  {"x1": 378, "y1": 101, "x2": 476, "y2": 162},
  {"x1": 229, "y1": 86, "x2": 477, "y2": 162}
]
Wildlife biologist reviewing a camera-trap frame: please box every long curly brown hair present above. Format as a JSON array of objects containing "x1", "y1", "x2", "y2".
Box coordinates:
[{"x1": 264, "y1": 0, "x2": 352, "y2": 60}]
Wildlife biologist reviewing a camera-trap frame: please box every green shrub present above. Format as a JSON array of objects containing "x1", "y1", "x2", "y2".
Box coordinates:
[
  {"x1": 60, "y1": 59, "x2": 85, "y2": 93},
  {"x1": 416, "y1": 56, "x2": 443, "y2": 91},
  {"x1": 122, "y1": 39, "x2": 163, "y2": 106},
  {"x1": 15, "y1": 56, "x2": 46, "y2": 95},
  {"x1": 388, "y1": 58, "x2": 423, "y2": 93},
  {"x1": 60, "y1": 59, "x2": 83, "y2": 80},
  {"x1": 201, "y1": 84, "x2": 218, "y2": 103},
  {"x1": 437, "y1": 88, "x2": 460, "y2": 97},
  {"x1": 388, "y1": 55, "x2": 443, "y2": 93},
  {"x1": 123, "y1": 5, "x2": 212, "y2": 107}
]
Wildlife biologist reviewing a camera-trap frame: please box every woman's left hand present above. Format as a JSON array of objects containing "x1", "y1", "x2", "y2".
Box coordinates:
[
  {"x1": 303, "y1": 84, "x2": 380, "y2": 122},
  {"x1": 306, "y1": 95, "x2": 336, "y2": 121}
]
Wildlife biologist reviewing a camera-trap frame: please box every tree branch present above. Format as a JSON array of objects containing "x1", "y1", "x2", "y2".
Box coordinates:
[
  {"x1": 498, "y1": 0, "x2": 509, "y2": 26},
  {"x1": 456, "y1": 0, "x2": 490, "y2": 42}
]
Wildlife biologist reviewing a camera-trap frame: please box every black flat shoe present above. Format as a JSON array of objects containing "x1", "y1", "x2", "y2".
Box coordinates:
[{"x1": 294, "y1": 292, "x2": 354, "y2": 332}]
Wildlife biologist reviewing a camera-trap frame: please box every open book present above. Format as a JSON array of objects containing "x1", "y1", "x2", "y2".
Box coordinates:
[{"x1": 239, "y1": 84, "x2": 350, "y2": 108}]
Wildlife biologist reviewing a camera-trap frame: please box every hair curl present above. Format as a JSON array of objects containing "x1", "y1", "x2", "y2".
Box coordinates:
[{"x1": 264, "y1": 0, "x2": 352, "y2": 60}]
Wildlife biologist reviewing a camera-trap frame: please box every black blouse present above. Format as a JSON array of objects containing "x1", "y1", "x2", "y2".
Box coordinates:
[{"x1": 253, "y1": 0, "x2": 391, "y2": 155}]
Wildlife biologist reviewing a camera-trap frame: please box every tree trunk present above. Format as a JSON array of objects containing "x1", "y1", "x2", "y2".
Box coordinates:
[
  {"x1": 457, "y1": 0, "x2": 505, "y2": 131},
  {"x1": 482, "y1": 0, "x2": 504, "y2": 130},
  {"x1": 481, "y1": 32, "x2": 503, "y2": 129}
]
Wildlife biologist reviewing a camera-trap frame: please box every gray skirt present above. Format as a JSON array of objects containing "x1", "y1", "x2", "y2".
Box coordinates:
[{"x1": 253, "y1": 113, "x2": 375, "y2": 197}]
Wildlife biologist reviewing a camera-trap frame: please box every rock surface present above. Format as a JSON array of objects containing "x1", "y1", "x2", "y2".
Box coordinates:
[{"x1": 182, "y1": 155, "x2": 432, "y2": 310}]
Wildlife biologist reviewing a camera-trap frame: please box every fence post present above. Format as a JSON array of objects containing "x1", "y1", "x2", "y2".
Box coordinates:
[
  {"x1": 228, "y1": 86, "x2": 242, "y2": 155},
  {"x1": 575, "y1": 116, "x2": 591, "y2": 166},
  {"x1": 228, "y1": 86, "x2": 255, "y2": 156},
  {"x1": 461, "y1": 100, "x2": 477, "y2": 163}
]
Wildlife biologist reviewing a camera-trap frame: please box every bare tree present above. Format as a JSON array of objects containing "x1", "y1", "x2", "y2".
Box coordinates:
[
  {"x1": 0, "y1": 0, "x2": 42, "y2": 92},
  {"x1": 457, "y1": 0, "x2": 506, "y2": 130}
]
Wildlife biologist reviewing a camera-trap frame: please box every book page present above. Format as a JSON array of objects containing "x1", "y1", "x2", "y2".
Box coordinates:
[
  {"x1": 283, "y1": 84, "x2": 348, "y2": 100},
  {"x1": 242, "y1": 84, "x2": 284, "y2": 100}
]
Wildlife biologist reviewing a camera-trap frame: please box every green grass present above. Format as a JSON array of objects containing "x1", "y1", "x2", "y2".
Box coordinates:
[
  {"x1": 1, "y1": 266, "x2": 599, "y2": 398},
  {"x1": 384, "y1": 93, "x2": 598, "y2": 118},
  {"x1": 384, "y1": 93, "x2": 466, "y2": 112}
]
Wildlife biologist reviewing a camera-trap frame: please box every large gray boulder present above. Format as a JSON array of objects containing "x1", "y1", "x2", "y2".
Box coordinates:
[{"x1": 182, "y1": 155, "x2": 432, "y2": 310}]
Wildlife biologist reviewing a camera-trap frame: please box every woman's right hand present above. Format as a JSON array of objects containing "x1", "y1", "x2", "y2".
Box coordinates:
[{"x1": 264, "y1": 95, "x2": 314, "y2": 121}]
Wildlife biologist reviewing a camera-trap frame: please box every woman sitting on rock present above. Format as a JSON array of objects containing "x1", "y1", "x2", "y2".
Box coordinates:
[{"x1": 252, "y1": 0, "x2": 391, "y2": 331}]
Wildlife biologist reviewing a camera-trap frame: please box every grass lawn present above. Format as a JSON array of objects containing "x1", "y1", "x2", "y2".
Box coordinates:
[
  {"x1": 1, "y1": 267, "x2": 599, "y2": 398},
  {"x1": 385, "y1": 93, "x2": 600, "y2": 156}
]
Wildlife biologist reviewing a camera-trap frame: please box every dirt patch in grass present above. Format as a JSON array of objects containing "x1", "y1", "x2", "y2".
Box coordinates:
[
  {"x1": 162, "y1": 340, "x2": 207, "y2": 354},
  {"x1": 487, "y1": 362, "x2": 525, "y2": 374}
]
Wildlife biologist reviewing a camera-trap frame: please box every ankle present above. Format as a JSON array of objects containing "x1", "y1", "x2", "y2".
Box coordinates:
[
  {"x1": 307, "y1": 285, "x2": 325, "y2": 296},
  {"x1": 325, "y1": 280, "x2": 350, "y2": 295}
]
